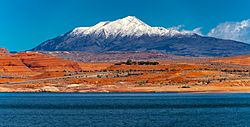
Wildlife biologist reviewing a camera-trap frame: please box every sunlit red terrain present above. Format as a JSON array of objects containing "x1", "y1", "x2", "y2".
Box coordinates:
[{"x1": 1, "y1": 48, "x2": 250, "y2": 92}]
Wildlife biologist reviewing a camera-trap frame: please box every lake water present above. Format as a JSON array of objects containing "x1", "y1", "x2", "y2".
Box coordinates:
[{"x1": 1, "y1": 93, "x2": 250, "y2": 127}]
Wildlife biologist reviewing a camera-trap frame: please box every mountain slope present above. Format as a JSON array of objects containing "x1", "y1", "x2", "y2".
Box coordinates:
[{"x1": 32, "y1": 16, "x2": 250, "y2": 56}]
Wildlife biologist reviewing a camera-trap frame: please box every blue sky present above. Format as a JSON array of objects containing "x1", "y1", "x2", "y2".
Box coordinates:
[{"x1": 0, "y1": 0, "x2": 250, "y2": 51}]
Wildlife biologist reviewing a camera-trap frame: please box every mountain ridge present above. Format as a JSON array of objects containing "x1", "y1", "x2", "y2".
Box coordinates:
[
  {"x1": 69, "y1": 16, "x2": 195, "y2": 38},
  {"x1": 31, "y1": 16, "x2": 250, "y2": 57}
]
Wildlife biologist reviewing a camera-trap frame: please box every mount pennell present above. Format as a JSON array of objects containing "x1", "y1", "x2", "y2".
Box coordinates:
[{"x1": 32, "y1": 16, "x2": 250, "y2": 57}]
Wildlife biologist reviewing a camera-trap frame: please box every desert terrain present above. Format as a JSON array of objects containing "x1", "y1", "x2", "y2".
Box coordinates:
[{"x1": 1, "y1": 48, "x2": 250, "y2": 93}]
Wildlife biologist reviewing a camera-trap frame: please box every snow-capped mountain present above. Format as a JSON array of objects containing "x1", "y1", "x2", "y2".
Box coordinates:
[
  {"x1": 32, "y1": 16, "x2": 250, "y2": 57},
  {"x1": 70, "y1": 16, "x2": 193, "y2": 38}
]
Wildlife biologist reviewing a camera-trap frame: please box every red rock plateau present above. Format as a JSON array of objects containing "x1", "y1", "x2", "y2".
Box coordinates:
[
  {"x1": 0, "y1": 50, "x2": 82, "y2": 83},
  {"x1": 0, "y1": 48, "x2": 32, "y2": 76},
  {"x1": 11, "y1": 52, "x2": 82, "y2": 72},
  {"x1": 1, "y1": 48, "x2": 250, "y2": 93}
]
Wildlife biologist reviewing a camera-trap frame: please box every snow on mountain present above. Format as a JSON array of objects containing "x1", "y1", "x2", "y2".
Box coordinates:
[{"x1": 70, "y1": 16, "x2": 193, "y2": 38}]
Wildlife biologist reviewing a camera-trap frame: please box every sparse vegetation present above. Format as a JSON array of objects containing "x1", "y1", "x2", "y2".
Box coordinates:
[{"x1": 115, "y1": 60, "x2": 159, "y2": 66}]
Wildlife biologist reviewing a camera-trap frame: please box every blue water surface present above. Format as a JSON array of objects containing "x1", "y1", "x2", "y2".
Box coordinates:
[{"x1": 0, "y1": 92, "x2": 250, "y2": 127}]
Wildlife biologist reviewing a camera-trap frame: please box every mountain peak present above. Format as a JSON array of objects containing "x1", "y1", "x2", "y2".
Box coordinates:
[
  {"x1": 119, "y1": 16, "x2": 147, "y2": 26},
  {"x1": 123, "y1": 16, "x2": 138, "y2": 20}
]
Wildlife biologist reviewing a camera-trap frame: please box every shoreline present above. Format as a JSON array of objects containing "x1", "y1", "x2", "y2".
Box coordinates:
[
  {"x1": 0, "y1": 91, "x2": 250, "y2": 93},
  {"x1": 1, "y1": 86, "x2": 250, "y2": 93}
]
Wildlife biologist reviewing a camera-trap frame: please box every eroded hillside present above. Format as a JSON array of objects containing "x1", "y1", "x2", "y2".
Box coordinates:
[{"x1": 1, "y1": 49, "x2": 250, "y2": 92}]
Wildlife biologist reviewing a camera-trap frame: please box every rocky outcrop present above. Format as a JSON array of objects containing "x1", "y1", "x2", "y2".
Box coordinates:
[
  {"x1": 39, "y1": 86, "x2": 60, "y2": 92},
  {"x1": 0, "y1": 48, "x2": 9, "y2": 56},
  {"x1": 1, "y1": 49, "x2": 82, "y2": 78},
  {"x1": 11, "y1": 52, "x2": 82, "y2": 72},
  {"x1": 0, "y1": 49, "x2": 32, "y2": 74}
]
